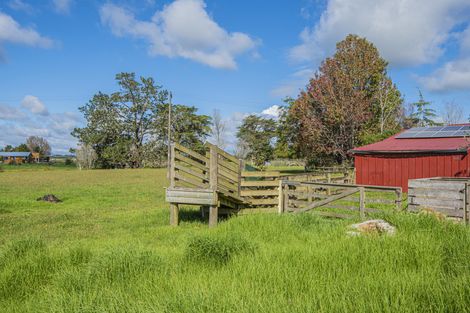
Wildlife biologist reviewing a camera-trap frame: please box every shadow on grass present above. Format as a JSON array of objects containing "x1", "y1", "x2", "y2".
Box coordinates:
[
  {"x1": 179, "y1": 208, "x2": 206, "y2": 224},
  {"x1": 178, "y1": 207, "x2": 234, "y2": 224}
]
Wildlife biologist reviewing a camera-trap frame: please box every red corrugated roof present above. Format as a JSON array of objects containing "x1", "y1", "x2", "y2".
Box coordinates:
[{"x1": 351, "y1": 132, "x2": 470, "y2": 154}]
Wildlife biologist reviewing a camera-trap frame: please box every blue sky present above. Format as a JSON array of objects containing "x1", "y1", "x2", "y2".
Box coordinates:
[{"x1": 1, "y1": 0, "x2": 470, "y2": 154}]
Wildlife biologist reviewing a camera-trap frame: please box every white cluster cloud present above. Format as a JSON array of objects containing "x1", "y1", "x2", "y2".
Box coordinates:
[
  {"x1": 419, "y1": 58, "x2": 470, "y2": 92},
  {"x1": 0, "y1": 98, "x2": 80, "y2": 154},
  {"x1": 52, "y1": 0, "x2": 73, "y2": 14},
  {"x1": 21, "y1": 95, "x2": 49, "y2": 115},
  {"x1": 419, "y1": 26, "x2": 470, "y2": 92},
  {"x1": 0, "y1": 103, "x2": 26, "y2": 120},
  {"x1": 275, "y1": 0, "x2": 470, "y2": 97},
  {"x1": 99, "y1": 0, "x2": 258, "y2": 69},
  {"x1": 289, "y1": 0, "x2": 470, "y2": 67},
  {"x1": 0, "y1": 12, "x2": 53, "y2": 48},
  {"x1": 7, "y1": 0, "x2": 34, "y2": 14},
  {"x1": 261, "y1": 105, "x2": 281, "y2": 118},
  {"x1": 0, "y1": 12, "x2": 53, "y2": 60}
]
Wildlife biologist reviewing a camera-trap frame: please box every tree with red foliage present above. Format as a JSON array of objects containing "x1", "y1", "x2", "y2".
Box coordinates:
[{"x1": 290, "y1": 34, "x2": 402, "y2": 166}]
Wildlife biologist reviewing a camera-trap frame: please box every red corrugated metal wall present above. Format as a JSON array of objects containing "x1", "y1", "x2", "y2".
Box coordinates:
[{"x1": 355, "y1": 153, "x2": 470, "y2": 192}]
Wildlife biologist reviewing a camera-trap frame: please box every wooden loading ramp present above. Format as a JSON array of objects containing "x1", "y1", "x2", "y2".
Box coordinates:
[{"x1": 165, "y1": 143, "x2": 357, "y2": 227}]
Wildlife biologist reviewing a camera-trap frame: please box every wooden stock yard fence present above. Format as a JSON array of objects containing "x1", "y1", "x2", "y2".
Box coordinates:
[
  {"x1": 408, "y1": 177, "x2": 470, "y2": 223},
  {"x1": 166, "y1": 143, "x2": 398, "y2": 226},
  {"x1": 279, "y1": 181, "x2": 403, "y2": 219}
]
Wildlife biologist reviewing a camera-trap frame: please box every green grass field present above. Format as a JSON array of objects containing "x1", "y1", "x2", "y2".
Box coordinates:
[{"x1": 1, "y1": 166, "x2": 470, "y2": 312}]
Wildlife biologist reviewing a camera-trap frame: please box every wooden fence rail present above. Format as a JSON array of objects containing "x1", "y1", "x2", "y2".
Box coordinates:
[{"x1": 280, "y1": 181, "x2": 403, "y2": 219}]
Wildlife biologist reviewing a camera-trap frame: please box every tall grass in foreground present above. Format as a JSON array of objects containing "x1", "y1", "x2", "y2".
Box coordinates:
[{"x1": 1, "y1": 212, "x2": 470, "y2": 313}]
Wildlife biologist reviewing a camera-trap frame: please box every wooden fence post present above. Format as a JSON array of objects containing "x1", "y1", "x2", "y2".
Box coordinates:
[
  {"x1": 284, "y1": 185, "x2": 290, "y2": 212},
  {"x1": 395, "y1": 188, "x2": 403, "y2": 211},
  {"x1": 169, "y1": 144, "x2": 179, "y2": 226},
  {"x1": 238, "y1": 159, "x2": 244, "y2": 198},
  {"x1": 359, "y1": 187, "x2": 365, "y2": 219},
  {"x1": 170, "y1": 203, "x2": 179, "y2": 226},
  {"x1": 208, "y1": 146, "x2": 219, "y2": 227},
  {"x1": 326, "y1": 173, "x2": 331, "y2": 195},
  {"x1": 464, "y1": 183, "x2": 468, "y2": 225},
  {"x1": 278, "y1": 180, "x2": 284, "y2": 214},
  {"x1": 307, "y1": 184, "x2": 312, "y2": 203}
]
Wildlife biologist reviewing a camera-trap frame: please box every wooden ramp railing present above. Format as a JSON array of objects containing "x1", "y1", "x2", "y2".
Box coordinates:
[{"x1": 167, "y1": 143, "x2": 244, "y2": 227}]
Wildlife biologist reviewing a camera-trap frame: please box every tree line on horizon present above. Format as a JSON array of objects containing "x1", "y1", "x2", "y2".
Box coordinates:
[{"x1": 71, "y1": 34, "x2": 466, "y2": 169}]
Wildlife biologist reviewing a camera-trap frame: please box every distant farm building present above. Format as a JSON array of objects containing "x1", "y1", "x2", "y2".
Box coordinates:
[
  {"x1": 0, "y1": 151, "x2": 49, "y2": 164},
  {"x1": 350, "y1": 125, "x2": 470, "y2": 192},
  {"x1": 0, "y1": 152, "x2": 33, "y2": 164}
]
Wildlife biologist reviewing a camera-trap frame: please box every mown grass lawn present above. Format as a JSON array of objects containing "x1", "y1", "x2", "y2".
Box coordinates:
[{"x1": 1, "y1": 166, "x2": 470, "y2": 312}]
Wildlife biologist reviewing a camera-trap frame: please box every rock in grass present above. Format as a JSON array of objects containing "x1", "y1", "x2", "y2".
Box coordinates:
[
  {"x1": 347, "y1": 219, "x2": 395, "y2": 236},
  {"x1": 36, "y1": 194, "x2": 62, "y2": 203}
]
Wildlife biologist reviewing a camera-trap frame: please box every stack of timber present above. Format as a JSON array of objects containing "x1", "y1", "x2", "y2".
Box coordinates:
[{"x1": 408, "y1": 177, "x2": 470, "y2": 223}]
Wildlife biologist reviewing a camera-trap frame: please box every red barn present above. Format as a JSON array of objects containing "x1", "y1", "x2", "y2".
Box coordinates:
[{"x1": 350, "y1": 125, "x2": 470, "y2": 192}]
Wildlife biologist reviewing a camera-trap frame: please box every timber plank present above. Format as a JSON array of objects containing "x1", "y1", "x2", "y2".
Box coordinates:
[
  {"x1": 218, "y1": 166, "x2": 238, "y2": 183},
  {"x1": 408, "y1": 204, "x2": 464, "y2": 218},
  {"x1": 166, "y1": 197, "x2": 216, "y2": 205},
  {"x1": 175, "y1": 143, "x2": 208, "y2": 164},
  {"x1": 175, "y1": 152, "x2": 208, "y2": 171},
  {"x1": 218, "y1": 158, "x2": 239, "y2": 173},
  {"x1": 409, "y1": 197, "x2": 463, "y2": 208},
  {"x1": 241, "y1": 189, "x2": 279, "y2": 197},
  {"x1": 175, "y1": 163, "x2": 209, "y2": 181},
  {"x1": 241, "y1": 180, "x2": 280, "y2": 187},
  {"x1": 241, "y1": 171, "x2": 280, "y2": 178},
  {"x1": 247, "y1": 198, "x2": 279, "y2": 205},
  {"x1": 409, "y1": 188, "x2": 463, "y2": 200},
  {"x1": 218, "y1": 177, "x2": 238, "y2": 194},
  {"x1": 175, "y1": 172, "x2": 208, "y2": 189},
  {"x1": 409, "y1": 180, "x2": 465, "y2": 190}
]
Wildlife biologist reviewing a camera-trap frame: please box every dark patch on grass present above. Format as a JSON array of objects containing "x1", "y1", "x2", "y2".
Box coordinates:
[
  {"x1": 186, "y1": 232, "x2": 256, "y2": 265},
  {"x1": 89, "y1": 249, "x2": 162, "y2": 282},
  {"x1": 36, "y1": 194, "x2": 62, "y2": 203},
  {"x1": 0, "y1": 239, "x2": 60, "y2": 300},
  {"x1": 0, "y1": 208, "x2": 12, "y2": 214},
  {"x1": 179, "y1": 207, "x2": 206, "y2": 223},
  {"x1": 0, "y1": 238, "x2": 46, "y2": 262},
  {"x1": 68, "y1": 246, "x2": 93, "y2": 266}
]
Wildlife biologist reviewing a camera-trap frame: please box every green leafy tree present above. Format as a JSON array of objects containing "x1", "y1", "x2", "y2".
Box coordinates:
[
  {"x1": 274, "y1": 98, "x2": 299, "y2": 159},
  {"x1": 73, "y1": 73, "x2": 211, "y2": 168},
  {"x1": 72, "y1": 92, "x2": 131, "y2": 168},
  {"x1": 410, "y1": 90, "x2": 437, "y2": 127},
  {"x1": 1, "y1": 145, "x2": 14, "y2": 152},
  {"x1": 237, "y1": 115, "x2": 277, "y2": 167},
  {"x1": 147, "y1": 103, "x2": 211, "y2": 166},
  {"x1": 290, "y1": 34, "x2": 403, "y2": 166},
  {"x1": 73, "y1": 73, "x2": 170, "y2": 168},
  {"x1": 13, "y1": 144, "x2": 30, "y2": 152}
]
